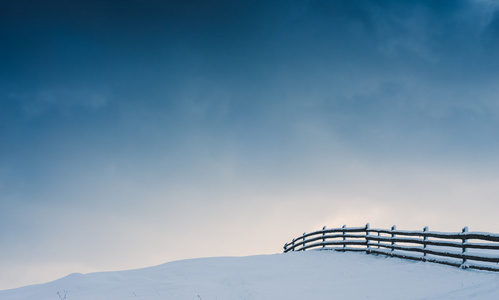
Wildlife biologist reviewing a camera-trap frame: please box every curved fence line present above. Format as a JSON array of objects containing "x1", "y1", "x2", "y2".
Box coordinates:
[{"x1": 283, "y1": 224, "x2": 499, "y2": 272}]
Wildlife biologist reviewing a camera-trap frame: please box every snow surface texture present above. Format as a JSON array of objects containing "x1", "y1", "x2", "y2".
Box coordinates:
[{"x1": 1, "y1": 251, "x2": 499, "y2": 300}]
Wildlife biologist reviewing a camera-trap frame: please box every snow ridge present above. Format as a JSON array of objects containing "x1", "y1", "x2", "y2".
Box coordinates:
[{"x1": 1, "y1": 251, "x2": 499, "y2": 300}]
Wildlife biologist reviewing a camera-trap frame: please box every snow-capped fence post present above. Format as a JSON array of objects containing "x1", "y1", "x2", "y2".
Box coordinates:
[
  {"x1": 342, "y1": 225, "x2": 347, "y2": 250},
  {"x1": 365, "y1": 223, "x2": 371, "y2": 253},
  {"x1": 461, "y1": 226, "x2": 468, "y2": 267},
  {"x1": 322, "y1": 226, "x2": 326, "y2": 248},
  {"x1": 377, "y1": 231, "x2": 381, "y2": 249},
  {"x1": 391, "y1": 225, "x2": 396, "y2": 256},
  {"x1": 423, "y1": 226, "x2": 429, "y2": 261}
]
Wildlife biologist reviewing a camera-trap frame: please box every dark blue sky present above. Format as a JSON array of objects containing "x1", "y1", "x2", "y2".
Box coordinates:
[{"x1": 1, "y1": 0, "x2": 499, "y2": 290}]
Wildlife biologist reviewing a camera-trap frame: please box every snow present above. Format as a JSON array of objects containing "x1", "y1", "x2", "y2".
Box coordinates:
[{"x1": 1, "y1": 250, "x2": 499, "y2": 300}]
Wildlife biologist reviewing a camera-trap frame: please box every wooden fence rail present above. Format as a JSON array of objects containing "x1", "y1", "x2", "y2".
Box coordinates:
[{"x1": 283, "y1": 224, "x2": 499, "y2": 272}]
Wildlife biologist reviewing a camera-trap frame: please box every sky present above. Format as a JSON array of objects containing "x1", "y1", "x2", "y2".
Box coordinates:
[{"x1": 1, "y1": 0, "x2": 499, "y2": 290}]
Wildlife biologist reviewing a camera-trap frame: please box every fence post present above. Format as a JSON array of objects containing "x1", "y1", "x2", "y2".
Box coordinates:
[
  {"x1": 342, "y1": 225, "x2": 347, "y2": 250},
  {"x1": 292, "y1": 238, "x2": 295, "y2": 251},
  {"x1": 322, "y1": 226, "x2": 326, "y2": 248},
  {"x1": 461, "y1": 226, "x2": 468, "y2": 267},
  {"x1": 391, "y1": 225, "x2": 396, "y2": 256},
  {"x1": 301, "y1": 232, "x2": 307, "y2": 251},
  {"x1": 423, "y1": 226, "x2": 428, "y2": 261},
  {"x1": 377, "y1": 231, "x2": 380, "y2": 249},
  {"x1": 365, "y1": 223, "x2": 370, "y2": 253},
  {"x1": 302, "y1": 232, "x2": 307, "y2": 251}
]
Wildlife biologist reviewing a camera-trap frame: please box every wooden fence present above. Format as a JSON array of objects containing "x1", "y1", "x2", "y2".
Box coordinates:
[{"x1": 283, "y1": 224, "x2": 499, "y2": 272}]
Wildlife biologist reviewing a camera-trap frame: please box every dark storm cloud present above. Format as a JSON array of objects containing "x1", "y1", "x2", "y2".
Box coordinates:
[
  {"x1": 1, "y1": 0, "x2": 498, "y2": 206},
  {"x1": 0, "y1": 0, "x2": 260, "y2": 72},
  {"x1": 2, "y1": 0, "x2": 497, "y2": 110}
]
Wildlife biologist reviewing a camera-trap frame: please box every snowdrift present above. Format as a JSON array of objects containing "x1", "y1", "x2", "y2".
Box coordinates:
[{"x1": 1, "y1": 251, "x2": 499, "y2": 300}]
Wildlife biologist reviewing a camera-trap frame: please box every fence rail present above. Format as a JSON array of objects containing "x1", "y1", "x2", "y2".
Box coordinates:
[{"x1": 283, "y1": 224, "x2": 499, "y2": 272}]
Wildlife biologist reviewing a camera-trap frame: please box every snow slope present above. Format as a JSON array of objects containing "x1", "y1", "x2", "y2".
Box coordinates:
[{"x1": 1, "y1": 251, "x2": 499, "y2": 300}]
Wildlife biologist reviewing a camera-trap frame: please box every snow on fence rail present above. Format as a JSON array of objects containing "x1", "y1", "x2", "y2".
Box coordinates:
[{"x1": 283, "y1": 224, "x2": 499, "y2": 272}]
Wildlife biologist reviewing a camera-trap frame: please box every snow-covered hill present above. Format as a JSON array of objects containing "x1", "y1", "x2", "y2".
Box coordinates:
[{"x1": 1, "y1": 251, "x2": 499, "y2": 300}]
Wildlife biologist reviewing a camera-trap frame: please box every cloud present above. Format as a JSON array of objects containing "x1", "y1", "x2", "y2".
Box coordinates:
[{"x1": 8, "y1": 89, "x2": 108, "y2": 118}]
